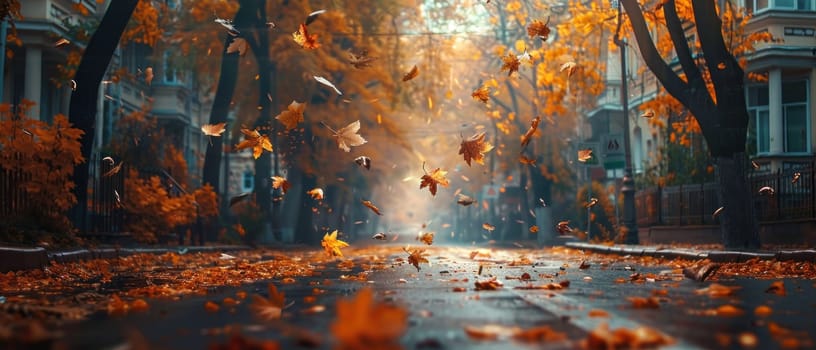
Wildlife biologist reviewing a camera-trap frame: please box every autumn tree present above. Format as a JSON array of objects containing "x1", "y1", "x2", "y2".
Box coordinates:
[
  {"x1": 68, "y1": 0, "x2": 140, "y2": 231},
  {"x1": 620, "y1": 0, "x2": 766, "y2": 248}
]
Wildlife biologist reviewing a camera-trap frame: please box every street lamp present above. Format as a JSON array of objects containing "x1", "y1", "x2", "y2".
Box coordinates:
[{"x1": 612, "y1": 0, "x2": 639, "y2": 244}]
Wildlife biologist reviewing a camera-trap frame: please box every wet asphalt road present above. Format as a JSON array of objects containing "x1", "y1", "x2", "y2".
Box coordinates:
[{"x1": 48, "y1": 245, "x2": 816, "y2": 349}]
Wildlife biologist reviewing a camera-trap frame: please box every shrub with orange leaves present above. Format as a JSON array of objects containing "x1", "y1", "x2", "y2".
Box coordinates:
[
  {"x1": 123, "y1": 169, "x2": 198, "y2": 243},
  {"x1": 0, "y1": 101, "x2": 84, "y2": 243}
]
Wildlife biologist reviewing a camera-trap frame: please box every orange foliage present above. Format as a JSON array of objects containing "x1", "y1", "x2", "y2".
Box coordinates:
[
  {"x1": 123, "y1": 169, "x2": 199, "y2": 243},
  {"x1": 121, "y1": 0, "x2": 163, "y2": 47},
  {"x1": 0, "y1": 101, "x2": 84, "y2": 240}
]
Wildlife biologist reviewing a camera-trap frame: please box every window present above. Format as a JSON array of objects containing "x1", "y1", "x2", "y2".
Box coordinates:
[
  {"x1": 163, "y1": 52, "x2": 178, "y2": 84},
  {"x1": 750, "y1": 0, "x2": 814, "y2": 11},
  {"x1": 783, "y1": 80, "x2": 809, "y2": 153},
  {"x1": 747, "y1": 85, "x2": 769, "y2": 155},
  {"x1": 242, "y1": 170, "x2": 254, "y2": 192}
]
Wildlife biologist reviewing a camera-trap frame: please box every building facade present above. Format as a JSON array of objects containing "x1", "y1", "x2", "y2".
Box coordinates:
[{"x1": 3, "y1": 0, "x2": 208, "y2": 185}]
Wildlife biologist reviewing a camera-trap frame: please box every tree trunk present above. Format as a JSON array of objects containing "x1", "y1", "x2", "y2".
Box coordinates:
[
  {"x1": 250, "y1": 0, "x2": 273, "y2": 243},
  {"x1": 715, "y1": 153, "x2": 760, "y2": 248},
  {"x1": 69, "y1": 0, "x2": 139, "y2": 231},
  {"x1": 201, "y1": 1, "x2": 254, "y2": 193}
]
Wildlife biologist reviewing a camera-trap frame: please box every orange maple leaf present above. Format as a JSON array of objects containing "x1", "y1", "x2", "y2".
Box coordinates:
[
  {"x1": 527, "y1": 19, "x2": 551, "y2": 41},
  {"x1": 471, "y1": 86, "x2": 490, "y2": 103},
  {"x1": 459, "y1": 132, "x2": 494, "y2": 166},
  {"x1": 293, "y1": 23, "x2": 319, "y2": 49},
  {"x1": 321, "y1": 230, "x2": 349, "y2": 257},
  {"x1": 201, "y1": 123, "x2": 227, "y2": 137},
  {"x1": 419, "y1": 163, "x2": 449, "y2": 196},
  {"x1": 404, "y1": 247, "x2": 429, "y2": 271},
  {"x1": 416, "y1": 232, "x2": 434, "y2": 246},
  {"x1": 234, "y1": 128, "x2": 273, "y2": 159},
  {"x1": 402, "y1": 65, "x2": 419, "y2": 82},
  {"x1": 275, "y1": 100, "x2": 306, "y2": 131},
  {"x1": 361, "y1": 200, "x2": 382, "y2": 216},
  {"x1": 250, "y1": 283, "x2": 292, "y2": 321},
  {"x1": 500, "y1": 52, "x2": 521, "y2": 76},
  {"x1": 330, "y1": 288, "x2": 408, "y2": 349},
  {"x1": 271, "y1": 176, "x2": 290, "y2": 194}
]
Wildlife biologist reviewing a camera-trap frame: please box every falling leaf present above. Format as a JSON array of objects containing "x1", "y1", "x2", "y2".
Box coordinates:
[
  {"x1": 226, "y1": 37, "x2": 249, "y2": 56},
  {"x1": 519, "y1": 155, "x2": 536, "y2": 165},
  {"x1": 712, "y1": 207, "x2": 724, "y2": 219},
  {"x1": 361, "y1": 200, "x2": 383, "y2": 216},
  {"x1": 751, "y1": 160, "x2": 760, "y2": 169},
  {"x1": 313, "y1": 75, "x2": 342, "y2": 95},
  {"x1": 330, "y1": 288, "x2": 407, "y2": 349},
  {"x1": 234, "y1": 128, "x2": 273, "y2": 159},
  {"x1": 251, "y1": 283, "x2": 292, "y2": 321},
  {"x1": 201, "y1": 123, "x2": 227, "y2": 136},
  {"x1": 556, "y1": 220, "x2": 572, "y2": 235},
  {"x1": 402, "y1": 65, "x2": 419, "y2": 82},
  {"x1": 792, "y1": 172, "x2": 801, "y2": 184},
  {"x1": 758, "y1": 186, "x2": 774, "y2": 196},
  {"x1": 229, "y1": 192, "x2": 251, "y2": 207},
  {"x1": 214, "y1": 18, "x2": 239, "y2": 35},
  {"x1": 640, "y1": 110, "x2": 655, "y2": 118},
  {"x1": 405, "y1": 247, "x2": 429, "y2": 271},
  {"x1": 305, "y1": 9, "x2": 326, "y2": 25},
  {"x1": 102, "y1": 156, "x2": 115, "y2": 165},
  {"x1": 321, "y1": 230, "x2": 349, "y2": 257},
  {"x1": 482, "y1": 223, "x2": 495, "y2": 231},
  {"x1": 308, "y1": 188, "x2": 324, "y2": 200},
  {"x1": 103, "y1": 162, "x2": 124, "y2": 177},
  {"x1": 459, "y1": 132, "x2": 494, "y2": 166},
  {"x1": 521, "y1": 116, "x2": 541, "y2": 149},
  {"x1": 585, "y1": 197, "x2": 598, "y2": 208},
  {"x1": 354, "y1": 156, "x2": 371, "y2": 170},
  {"x1": 560, "y1": 61, "x2": 578, "y2": 77},
  {"x1": 419, "y1": 164, "x2": 450, "y2": 196},
  {"x1": 471, "y1": 86, "x2": 490, "y2": 103},
  {"x1": 500, "y1": 52, "x2": 521, "y2": 76},
  {"x1": 323, "y1": 120, "x2": 367, "y2": 152},
  {"x1": 271, "y1": 176, "x2": 291, "y2": 194},
  {"x1": 417, "y1": 232, "x2": 434, "y2": 245},
  {"x1": 578, "y1": 149, "x2": 593, "y2": 163},
  {"x1": 348, "y1": 49, "x2": 376, "y2": 69},
  {"x1": 529, "y1": 225, "x2": 539, "y2": 233},
  {"x1": 372, "y1": 233, "x2": 386, "y2": 240},
  {"x1": 275, "y1": 100, "x2": 306, "y2": 131},
  {"x1": 293, "y1": 23, "x2": 319, "y2": 49},
  {"x1": 717, "y1": 62, "x2": 727, "y2": 70},
  {"x1": 527, "y1": 18, "x2": 551, "y2": 41},
  {"x1": 70, "y1": 80, "x2": 77, "y2": 91},
  {"x1": 457, "y1": 194, "x2": 476, "y2": 206},
  {"x1": 144, "y1": 67, "x2": 154, "y2": 86},
  {"x1": 54, "y1": 38, "x2": 70, "y2": 47}
]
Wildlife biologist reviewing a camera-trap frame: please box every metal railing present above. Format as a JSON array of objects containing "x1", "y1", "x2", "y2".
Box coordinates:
[{"x1": 635, "y1": 162, "x2": 815, "y2": 226}]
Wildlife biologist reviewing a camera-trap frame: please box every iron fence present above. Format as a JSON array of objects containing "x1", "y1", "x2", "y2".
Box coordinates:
[{"x1": 635, "y1": 162, "x2": 816, "y2": 226}]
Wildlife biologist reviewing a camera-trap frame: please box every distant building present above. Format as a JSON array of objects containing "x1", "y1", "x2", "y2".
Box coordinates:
[{"x1": 3, "y1": 0, "x2": 209, "y2": 185}]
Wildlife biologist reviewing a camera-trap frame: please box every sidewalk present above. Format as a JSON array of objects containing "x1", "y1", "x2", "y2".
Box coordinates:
[
  {"x1": 564, "y1": 241, "x2": 816, "y2": 263},
  {"x1": 0, "y1": 245, "x2": 252, "y2": 273}
]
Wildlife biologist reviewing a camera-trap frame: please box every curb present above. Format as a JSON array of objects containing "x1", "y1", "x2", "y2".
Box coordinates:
[
  {"x1": 1, "y1": 245, "x2": 251, "y2": 273},
  {"x1": 564, "y1": 242, "x2": 816, "y2": 263}
]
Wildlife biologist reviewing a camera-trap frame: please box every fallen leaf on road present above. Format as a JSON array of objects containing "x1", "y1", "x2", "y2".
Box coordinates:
[
  {"x1": 695, "y1": 283, "x2": 739, "y2": 298},
  {"x1": 627, "y1": 296, "x2": 660, "y2": 309},
  {"x1": 330, "y1": 288, "x2": 407, "y2": 349},
  {"x1": 474, "y1": 277, "x2": 503, "y2": 291},
  {"x1": 584, "y1": 323, "x2": 673, "y2": 349},
  {"x1": 513, "y1": 325, "x2": 567, "y2": 343},
  {"x1": 204, "y1": 301, "x2": 220, "y2": 313},
  {"x1": 765, "y1": 280, "x2": 786, "y2": 296},
  {"x1": 588, "y1": 309, "x2": 609, "y2": 318},
  {"x1": 683, "y1": 263, "x2": 720, "y2": 282},
  {"x1": 754, "y1": 305, "x2": 772, "y2": 317},
  {"x1": 405, "y1": 247, "x2": 429, "y2": 271},
  {"x1": 464, "y1": 324, "x2": 521, "y2": 340}
]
